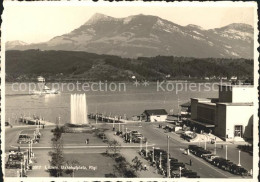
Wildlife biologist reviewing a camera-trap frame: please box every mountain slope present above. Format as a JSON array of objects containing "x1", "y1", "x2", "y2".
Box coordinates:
[
  {"x1": 6, "y1": 13, "x2": 254, "y2": 59},
  {"x1": 6, "y1": 50, "x2": 253, "y2": 82}
]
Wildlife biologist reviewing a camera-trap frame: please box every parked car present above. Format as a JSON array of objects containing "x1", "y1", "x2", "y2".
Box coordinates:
[
  {"x1": 181, "y1": 169, "x2": 200, "y2": 178},
  {"x1": 204, "y1": 154, "x2": 219, "y2": 162},
  {"x1": 218, "y1": 160, "x2": 234, "y2": 171},
  {"x1": 230, "y1": 164, "x2": 249, "y2": 176},
  {"x1": 17, "y1": 134, "x2": 31, "y2": 144}
]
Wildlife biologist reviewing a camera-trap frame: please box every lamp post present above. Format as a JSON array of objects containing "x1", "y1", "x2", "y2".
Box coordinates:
[
  {"x1": 225, "y1": 145, "x2": 228, "y2": 160},
  {"x1": 152, "y1": 147, "x2": 155, "y2": 162},
  {"x1": 238, "y1": 150, "x2": 241, "y2": 166},
  {"x1": 30, "y1": 139, "x2": 33, "y2": 159},
  {"x1": 168, "y1": 158, "x2": 171, "y2": 178},
  {"x1": 125, "y1": 128, "x2": 128, "y2": 141},
  {"x1": 214, "y1": 140, "x2": 217, "y2": 155},
  {"x1": 145, "y1": 141, "x2": 148, "y2": 157},
  {"x1": 179, "y1": 166, "x2": 182, "y2": 178},
  {"x1": 58, "y1": 116, "x2": 61, "y2": 126},
  {"x1": 204, "y1": 135, "x2": 207, "y2": 150},
  {"x1": 159, "y1": 152, "x2": 162, "y2": 169},
  {"x1": 20, "y1": 161, "x2": 23, "y2": 177},
  {"x1": 167, "y1": 135, "x2": 170, "y2": 178},
  {"x1": 140, "y1": 138, "x2": 142, "y2": 152}
]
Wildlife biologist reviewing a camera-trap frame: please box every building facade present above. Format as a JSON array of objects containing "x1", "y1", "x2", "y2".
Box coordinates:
[
  {"x1": 142, "y1": 109, "x2": 168, "y2": 122},
  {"x1": 189, "y1": 85, "x2": 254, "y2": 141}
]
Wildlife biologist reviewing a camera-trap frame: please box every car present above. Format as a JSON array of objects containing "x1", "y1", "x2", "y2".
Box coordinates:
[
  {"x1": 17, "y1": 134, "x2": 31, "y2": 144},
  {"x1": 169, "y1": 162, "x2": 185, "y2": 170},
  {"x1": 218, "y1": 160, "x2": 234, "y2": 171},
  {"x1": 230, "y1": 165, "x2": 249, "y2": 176},
  {"x1": 181, "y1": 169, "x2": 200, "y2": 178},
  {"x1": 204, "y1": 155, "x2": 219, "y2": 162},
  {"x1": 131, "y1": 130, "x2": 140, "y2": 134}
]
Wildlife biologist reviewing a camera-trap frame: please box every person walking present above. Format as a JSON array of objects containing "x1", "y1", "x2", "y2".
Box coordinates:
[{"x1": 190, "y1": 159, "x2": 192, "y2": 166}]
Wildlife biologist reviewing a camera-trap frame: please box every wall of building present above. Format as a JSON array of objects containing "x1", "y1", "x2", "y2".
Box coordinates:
[
  {"x1": 232, "y1": 87, "x2": 254, "y2": 103},
  {"x1": 225, "y1": 105, "x2": 253, "y2": 139},
  {"x1": 215, "y1": 104, "x2": 227, "y2": 139},
  {"x1": 150, "y1": 115, "x2": 167, "y2": 122},
  {"x1": 191, "y1": 99, "x2": 198, "y2": 120},
  {"x1": 197, "y1": 103, "x2": 216, "y2": 124},
  {"x1": 219, "y1": 86, "x2": 232, "y2": 102},
  {"x1": 219, "y1": 85, "x2": 255, "y2": 103}
]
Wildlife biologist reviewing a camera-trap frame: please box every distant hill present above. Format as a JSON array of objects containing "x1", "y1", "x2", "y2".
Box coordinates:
[
  {"x1": 6, "y1": 50, "x2": 253, "y2": 82},
  {"x1": 6, "y1": 13, "x2": 253, "y2": 59}
]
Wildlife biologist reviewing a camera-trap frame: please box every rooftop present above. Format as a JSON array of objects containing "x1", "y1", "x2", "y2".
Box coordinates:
[
  {"x1": 218, "y1": 84, "x2": 254, "y2": 88},
  {"x1": 143, "y1": 109, "x2": 168, "y2": 116},
  {"x1": 217, "y1": 102, "x2": 254, "y2": 106},
  {"x1": 180, "y1": 102, "x2": 191, "y2": 108},
  {"x1": 191, "y1": 98, "x2": 212, "y2": 102},
  {"x1": 198, "y1": 102, "x2": 216, "y2": 106}
]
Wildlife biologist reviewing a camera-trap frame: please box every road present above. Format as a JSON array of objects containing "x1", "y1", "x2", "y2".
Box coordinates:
[
  {"x1": 5, "y1": 123, "x2": 253, "y2": 178},
  {"x1": 116, "y1": 122, "x2": 252, "y2": 178}
]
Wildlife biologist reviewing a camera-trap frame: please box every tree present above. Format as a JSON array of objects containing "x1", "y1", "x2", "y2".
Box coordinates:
[
  {"x1": 131, "y1": 156, "x2": 143, "y2": 172},
  {"x1": 48, "y1": 124, "x2": 65, "y2": 177},
  {"x1": 106, "y1": 140, "x2": 121, "y2": 156},
  {"x1": 64, "y1": 160, "x2": 80, "y2": 177}
]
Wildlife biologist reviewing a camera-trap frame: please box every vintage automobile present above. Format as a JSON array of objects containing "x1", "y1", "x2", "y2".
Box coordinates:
[
  {"x1": 203, "y1": 154, "x2": 220, "y2": 162},
  {"x1": 17, "y1": 134, "x2": 31, "y2": 144},
  {"x1": 181, "y1": 169, "x2": 200, "y2": 178},
  {"x1": 230, "y1": 164, "x2": 249, "y2": 176}
]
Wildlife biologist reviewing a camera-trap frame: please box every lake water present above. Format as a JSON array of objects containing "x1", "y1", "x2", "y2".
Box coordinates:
[{"x1": 5, "y1": 82, "x2": 218, "y2": 125}]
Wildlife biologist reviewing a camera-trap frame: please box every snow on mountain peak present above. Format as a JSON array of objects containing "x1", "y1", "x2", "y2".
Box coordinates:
[
  {"x1": 86, "y1": 13, "x2": 115, "y2": 24},
  {"x1": 186, "y1": 24, "x2": 204, "y2": 30}
]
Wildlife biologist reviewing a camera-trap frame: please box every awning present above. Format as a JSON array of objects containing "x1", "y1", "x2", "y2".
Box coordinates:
[{"x1": 188, "y1": 119, "x2": 215, "y2": 128}]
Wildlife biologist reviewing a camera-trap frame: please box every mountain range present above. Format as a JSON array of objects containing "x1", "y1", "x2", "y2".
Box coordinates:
[{"x1": 6, "y1": 13, "x2": 254, "y2": 59}]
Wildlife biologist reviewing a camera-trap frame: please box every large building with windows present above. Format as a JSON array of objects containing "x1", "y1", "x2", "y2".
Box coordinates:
[{"x1": 188, "y1": 85, "x2": 254, "y2": 141}]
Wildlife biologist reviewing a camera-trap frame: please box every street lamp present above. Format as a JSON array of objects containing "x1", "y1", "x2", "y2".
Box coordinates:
[
  {"x1": 126, "y1": 128, "x2": 128, "y2": 141},
  {"x1": 225, "y1": 145, "x2": 228, "y2": 160},
  {"x1": 140, "y1": 138, "x2": 143, "y2": 152},
  {"x1": 204, "y1": 135, "x2": 207, "y2": 150},
  {"x1": 179, "y1": 166, "x2": 182, "y2": 178},
  {"x1": 159, "y1": 152, "x2": 162, "y2": 169},
  {"x1": 214, "y1": 139, "x2": 217, "y2": 155},
  {"x1": 145, "y1": 142, "x2": 148, "y2": 157},
  {"x1": 152, "y1": 147, "x2": 155, "y2": 162},
  {"x1": 168, "y1": 159, "x2": 171, "y2": 178},
  {"x1": 238, "y1": 150, "x2": 241, "y2": 166},
  {"x1": 167, "y1": 135, "x2": 170, "y2": 178},
  {"x1": 20, "y1": 161, "x2": 23, "y2": 177}
]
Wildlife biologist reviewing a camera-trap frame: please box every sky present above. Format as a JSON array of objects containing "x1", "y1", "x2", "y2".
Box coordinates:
[{"x1": 3, "y1": 2, "x2": 255, "y2": 44}]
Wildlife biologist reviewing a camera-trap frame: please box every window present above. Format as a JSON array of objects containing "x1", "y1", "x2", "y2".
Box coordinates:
[{"x1": 234, "y1": 125, "x2": 243, "y2": 137}]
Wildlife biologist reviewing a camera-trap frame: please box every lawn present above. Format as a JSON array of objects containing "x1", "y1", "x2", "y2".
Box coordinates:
[{"x1": 63, "y1": 153, "x2": 116, "y2": 177}]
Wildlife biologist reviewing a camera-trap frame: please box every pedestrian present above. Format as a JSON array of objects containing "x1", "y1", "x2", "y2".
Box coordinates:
[
  {"x1": 43, "y1": 125, "x2": 45, "y2": 129},
  {"x1": 221, "y1": 144, "x2": 223, "y2": 149},
  {"x1": 144, "y1": 164, "x2": 147, "y2": 170},
  {"x1": 190, "y1": 159, "x2": 192, "y2": 166},
  {"x1": 87, "y1": 138, "x2": 89, "y2": 144}
]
